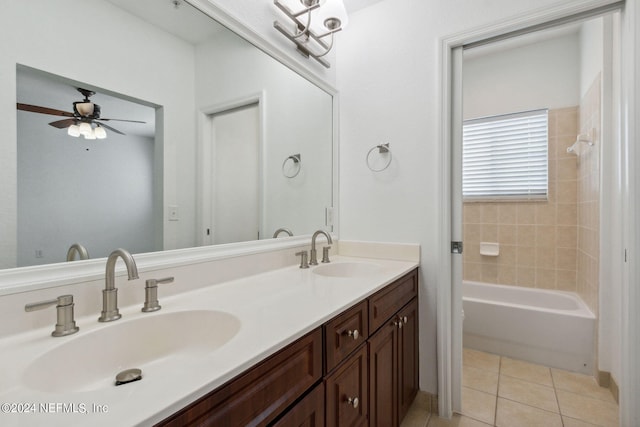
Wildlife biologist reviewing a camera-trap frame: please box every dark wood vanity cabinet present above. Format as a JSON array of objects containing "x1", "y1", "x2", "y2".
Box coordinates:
[
  {"x1": 156, "y1": 268, "x2": 419, "y2": 427},
  {"x1": 369, "y1": 271, "x2": 419, "y2": 427},
  {"x1": 156, "y1": 329, "x2": 323, "y2": 427}
]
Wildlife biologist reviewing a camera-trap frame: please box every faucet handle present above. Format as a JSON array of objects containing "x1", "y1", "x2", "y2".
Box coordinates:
[
  {"x1": 322, "y1": 246, "x2": 332, "y2": 263},
  {"x1": 25, "y1": 295, "x2": 79, "y2": 337},
  {"x1": 142, "y1": 277, "x2": 174, "y2": 312},
  {"x1": 295, "y1": 251, "x2": 309, "y2": 269}
]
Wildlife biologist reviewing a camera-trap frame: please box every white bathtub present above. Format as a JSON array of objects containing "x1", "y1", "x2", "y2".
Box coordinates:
[{"x1": 463, "y1": 280, "x2": 596, "y2": 374}]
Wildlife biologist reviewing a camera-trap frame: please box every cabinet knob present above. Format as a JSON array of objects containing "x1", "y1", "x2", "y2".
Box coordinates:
[
  {"x1": 347, "y1": 329, "x2": 360, "y2": 340},
  {"x1": 393, "y1": 317, "x2": 403, "y2": 329},
  {"x1": 346, "y1": 396, "x2": 359, "y2": 408},
  {"x1": 403, "y1": 316, "x2": 408, "y2": 324}
]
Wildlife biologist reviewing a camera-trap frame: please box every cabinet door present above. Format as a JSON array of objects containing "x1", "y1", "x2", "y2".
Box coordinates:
[
  {"x1": 272, "y1": 383, "x2": 325, "y2": 427},
  {"x1": 397, "y1": 299, "x2": 419, "y2": 422},
  {"x1": 325, "y1": 345, "x2": 368, "y2": 427},
  {"x1": 368, "y1": 321, "x2": 398, "y2": 427}
]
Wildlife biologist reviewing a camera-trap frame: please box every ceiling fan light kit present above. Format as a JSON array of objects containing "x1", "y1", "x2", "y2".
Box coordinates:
[{"x1": 16, "y1": 87, "x2": 145, "y2": 140}]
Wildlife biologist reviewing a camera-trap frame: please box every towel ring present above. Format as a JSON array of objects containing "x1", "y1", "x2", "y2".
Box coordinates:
[
  {"x1": 282, "y1": 154, "x2": 301, "y2": 178},
  {"x1": 366, "y1": 143, "x2": 392, "y2": 172}
]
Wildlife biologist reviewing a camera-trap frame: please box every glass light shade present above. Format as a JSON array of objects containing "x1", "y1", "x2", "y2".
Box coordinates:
[
  {"x1": 84, "y1": 128, "x2": 96, "y2": 140},
  {"x1": 309, "y1": 0, "x2": 347, "y2": 34},
  {"x1": 78, "y1": 122, "x2": 92, "y2": 136},
  {"x1": 75, "y1": 102, "x2": 95, "y2": 116},
  {"x1": 94, "y1": 125, "x2": 107, "y2": 139},
  {"x1": 67, "y1": 124, "x2": 81, "y2": 137}
]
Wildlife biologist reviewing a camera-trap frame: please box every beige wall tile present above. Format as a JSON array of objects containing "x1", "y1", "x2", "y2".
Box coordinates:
[
  {"x1": 536, "y1": 268, "x2": 557, "y2": 289},
  {"x1": 481, "y1": 224, "x2": 498, "y2": 242},
  {"x1": 498, "y1": 204, "x2": 517, "y2": 224},
  {"x1": 517, "y1": 225, "x2": 536, "y2": 246},
  {"x1": 557, "y1": 270, "x2": 577, "y2": 291},
  {"x1": 497, "y1": 265, "x2": 517, "y2": 285},
  {"x1": 517, "y1": 267, "x2": 535, "y2": 287},
  {"x1": 536, "y1": 248, "x2": 556, "y2": 269},
  {"x1": 557, "y1": 158, "x2": 578, "y2": 180},
  {"x1": 557, "y1": 203, "x2": 577, "y2": 225},
  {"x1": 517, "y1": 205, "x2": 536, "y2": 224},
  {"x1": 535, "y1": 225, "x2": 556, "y2": 248},
  {"x1": 496, "y1": 245, "x2": 517, "y2": 266},
  {"x1": 516, "y1": 246, "x2": 535, "y2": 268},
  {"x1": 498, "y1": 224, "x2": 517, "y2": 245},
  {"x1": 482, "y1": 204, "x2": 498, "y2": 224},
  {"x1": 536, "y1": 203, "x2": 556, "y2": 225},
  {"x1": 556, "y1": 226, "x2": 577, "y2": 248}
]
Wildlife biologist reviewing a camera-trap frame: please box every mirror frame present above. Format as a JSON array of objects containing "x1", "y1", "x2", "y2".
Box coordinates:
[{"x1": 0, "y1": 0, "x2": 339, "y2": 296}]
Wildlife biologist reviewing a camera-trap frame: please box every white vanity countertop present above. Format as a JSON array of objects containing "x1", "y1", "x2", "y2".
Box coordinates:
[{"x1": 0, "y1": 256, "x2": 418, "y2": 426}]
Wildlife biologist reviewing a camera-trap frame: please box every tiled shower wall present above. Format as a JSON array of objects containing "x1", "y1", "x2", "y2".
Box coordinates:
[
  {"x1": 463, "y1": 107, "x2": 579, "y2": 291},
  {"x1": 577, "y1": 75, "x2": 601, "y2": 315}
]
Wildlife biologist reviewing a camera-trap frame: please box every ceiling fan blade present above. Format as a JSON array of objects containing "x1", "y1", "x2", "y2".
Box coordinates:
[
  {"x1": 96, "y1": 118, "x2": 146, "y2": 124},
  {"x1": 17, "y1": 103, "x2": 75, "y2": 117},
  {"x1": 48, "y1": 119, "x2": 77, "y2": 129},
  {"x1": 97, "y1": 122, "x2": 125, "y2": 135}
]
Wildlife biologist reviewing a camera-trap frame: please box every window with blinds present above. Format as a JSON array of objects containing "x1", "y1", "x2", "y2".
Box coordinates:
[{"x1": 462, "y1": 109, "x2": 548, "y2": 201}]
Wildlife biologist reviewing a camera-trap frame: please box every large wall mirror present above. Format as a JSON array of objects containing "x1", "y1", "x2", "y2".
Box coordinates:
[{"x1": 1, "y1": 0, "x2": 334, "y2": 272}]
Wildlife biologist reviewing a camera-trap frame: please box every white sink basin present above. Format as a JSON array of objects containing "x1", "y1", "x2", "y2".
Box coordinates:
[
  {"x1": 312, "y1": 261, "x2": 383, "y2": 278},
  {"x1": 23, "y1": 310, "x2": 240, "y2": 393}
]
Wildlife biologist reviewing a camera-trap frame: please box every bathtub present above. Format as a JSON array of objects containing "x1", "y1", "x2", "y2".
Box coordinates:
[{"x1": 463, "y1": 280, "x2": 596, "y2": 374}]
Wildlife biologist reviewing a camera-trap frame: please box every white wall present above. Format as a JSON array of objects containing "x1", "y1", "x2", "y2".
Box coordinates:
[
  {"x1": 335, "y1": 0, "x2": 599, "y2": 394},
  {"x1": 195, "y1": 31, "x2": 333, "y2": 239},
  {"x1": 0, "y1": 0, "x2": 197, "y2": 268},
  {"x1": 463, "y1": 32, "x2": 581, "y2": 119},
  {"x1": 17, "y1": 110, "x2": 156, "y2": 266}
]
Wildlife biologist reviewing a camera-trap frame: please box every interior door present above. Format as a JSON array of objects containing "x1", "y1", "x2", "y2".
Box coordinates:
[{"x1": 210, "y1": 103, "x2": 259, "y2": 244}]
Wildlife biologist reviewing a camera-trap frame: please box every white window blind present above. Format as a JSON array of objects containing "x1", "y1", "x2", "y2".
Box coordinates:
[{"x1": 463, "y1": 109, "x2": 548, "y2": 201}]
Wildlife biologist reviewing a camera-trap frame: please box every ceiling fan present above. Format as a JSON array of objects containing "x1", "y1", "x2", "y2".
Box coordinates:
[{"x1": 16, "y1": 88, "x2": 146, "y2": 139}]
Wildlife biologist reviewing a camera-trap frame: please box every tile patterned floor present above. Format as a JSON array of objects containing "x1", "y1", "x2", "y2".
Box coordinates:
[{"x1": 400, "y1": 348, "x2": 619, "y2": 427}]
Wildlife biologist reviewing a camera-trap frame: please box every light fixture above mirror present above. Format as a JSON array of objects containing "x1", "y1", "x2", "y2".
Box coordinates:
[{"x1": 273, "y1": 0, "x2": 348, "y2": 68}]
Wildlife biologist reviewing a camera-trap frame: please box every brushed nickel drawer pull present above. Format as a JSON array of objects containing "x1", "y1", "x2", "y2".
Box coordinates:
[{"x1": 347, "y1": 329, "x2": 360, "y2": 340}]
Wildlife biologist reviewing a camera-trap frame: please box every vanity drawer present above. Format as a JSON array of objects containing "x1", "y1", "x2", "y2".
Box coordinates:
[
  {"x1": 324, "y1": 300, "x2": 368, "y2": 373},
  {"x1": 157, "y1": 328, "x2": 322, "y2": 427},
  {"x1": 369, "y1": 269, "x2": 418, "y2": 333}
]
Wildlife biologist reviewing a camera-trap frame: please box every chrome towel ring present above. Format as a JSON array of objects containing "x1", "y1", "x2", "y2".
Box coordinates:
[
  {"x1": 282, "y1": 154, "x2": 302, "y2": 178},
  {"x1": 366, "y1": 143, "x2": 392, "y2": 172}
]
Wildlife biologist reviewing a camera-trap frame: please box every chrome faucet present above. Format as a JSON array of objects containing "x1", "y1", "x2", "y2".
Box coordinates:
[
  {"x1": 98, "y1": 248, "x2": 139, "y2": 322},
  {"x1": 273, "y1": 227, "x2": 293, "y2": 238},
  {"x1": 66, "y1": 243, "x2": 90, "y2": 261},
  {"x1": 310, "y1": 229, "x2": 333, "y2": 265}
]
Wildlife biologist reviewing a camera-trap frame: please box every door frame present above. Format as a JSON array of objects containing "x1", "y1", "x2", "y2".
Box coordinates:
[
  {"x1": 197, "y1": 92, "x2": 266, "y2": 246},
  {"x1": 436, "y1": 0, "x2": 637, "y2": 421}
]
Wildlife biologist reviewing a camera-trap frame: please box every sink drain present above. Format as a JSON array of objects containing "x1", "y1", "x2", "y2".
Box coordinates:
[{"x1": 115, "y1": 368, "x2": 142, "y2": 386}]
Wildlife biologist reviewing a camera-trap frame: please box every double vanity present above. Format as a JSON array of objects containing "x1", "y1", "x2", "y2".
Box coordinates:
[{"x1": 0, "y1": 242, "x2": 419, "y2": 426}]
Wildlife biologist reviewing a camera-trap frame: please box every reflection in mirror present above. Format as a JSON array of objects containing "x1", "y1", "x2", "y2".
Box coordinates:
[{"x1": 1, "y1": 0, "x2": 334, "y2": 271}]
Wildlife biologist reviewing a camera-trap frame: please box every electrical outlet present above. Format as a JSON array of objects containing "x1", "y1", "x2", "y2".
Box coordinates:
[
  {"x1": 325, "y1": 207, "x2": 334, "y2": 226},
  {"x1": 168, "y1": 205, "x2": 179, "y2": 221}
]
